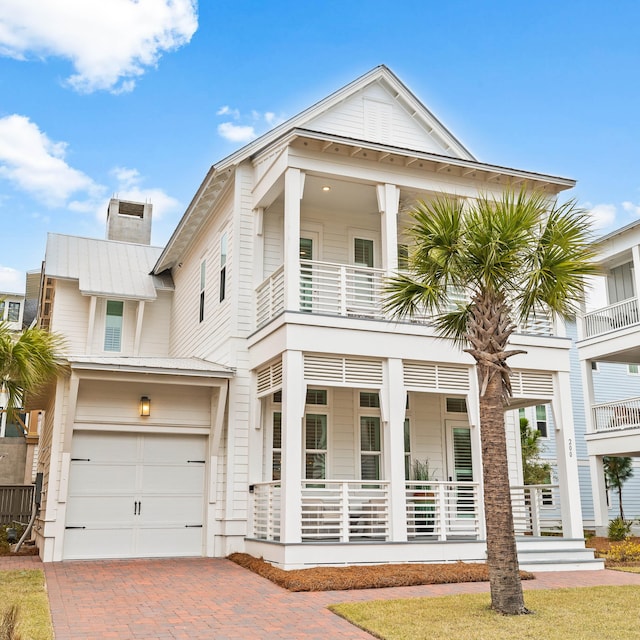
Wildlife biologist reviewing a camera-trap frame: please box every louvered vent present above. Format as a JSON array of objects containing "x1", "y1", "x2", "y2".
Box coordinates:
[
  {"x1": 511, "y1": 370, "x2": 554, "y2": 398},
  {"x1": 304, "y1": 355, "x2": 383, "y2": 386},
  {"x1": 256, "y1": 359, "x2": 283, "y2": 397},
  {"x1": 403, "y1": 362, "x2": 469, "y2": 391}
]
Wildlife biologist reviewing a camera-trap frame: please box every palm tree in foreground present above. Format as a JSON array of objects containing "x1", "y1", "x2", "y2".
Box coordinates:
[
  {"x1": 0, "y1": 322, "x2": 67, "y2": 423},
  {"x1": 385, "y1": 190, "x2": 597, "y2": 614}
]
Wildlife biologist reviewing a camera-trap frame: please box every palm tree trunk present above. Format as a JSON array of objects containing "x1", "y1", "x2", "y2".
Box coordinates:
[
  {"x1": 618, "y1": 485, "x2": 624, "y2": 521},
  {"x1": 479, "y1": 371, "x2": 528, "y2": 614}
]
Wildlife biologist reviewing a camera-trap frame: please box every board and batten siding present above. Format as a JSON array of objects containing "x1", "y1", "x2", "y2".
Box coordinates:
[
  {"x1": 138, "y1": 291, "x2": 172, "y2": 356},
  {"x1": 49, "y1": 279, "x2": 92, "y2": 354},
  {"x1": 305, "y1": 82, "x2": 452, "y2": 156}
]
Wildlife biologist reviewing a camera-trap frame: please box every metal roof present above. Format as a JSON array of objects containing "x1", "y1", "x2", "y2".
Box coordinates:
[
  {"x1": 68, "y1": 356, "x2": 234, "y2": 377},
  {"x1": 45, "y1": 234, "x2": 173, "y2": 300}
]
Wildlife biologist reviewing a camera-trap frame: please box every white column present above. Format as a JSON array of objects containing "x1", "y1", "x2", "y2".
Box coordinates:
[
  {"x1": 580, "y1": 359, "x2": 596, "y2": 435},
  {"x1": 466, "y1": 368, "x2": 485, "y2": 537},
  {"x1": 551, "y1": 371, "x2": 584, "y2": 538},
  {"x1": 589, "y1": 455, "x2": 609, "y2": 536},
  {"x1": 283, "y1": 168, "x2": 304, "y2": 311},
  {"x1": 377, "y1": 183, "x2": 400, "y2": 273},
  {"x1": 280, "y1": 350, "x2": 305, "y2": 543},
  {"x1": 381, "y1": 358, "x2": 407, "y2": 541},
  {"x1": 253, "y1": 207, "x2": 265, "y2": 289}
]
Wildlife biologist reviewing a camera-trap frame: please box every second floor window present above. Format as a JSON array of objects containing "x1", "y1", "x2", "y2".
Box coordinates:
[
  {"x1": 7, "y1": 302, "x2": 20, "y2": 322},
  {"x1": 104, "y1": 300, "x2": 124, "y2": 352},
  {"x1": 199, "y1": 260, "x2": 206, "y2": 323},
  {"x1": 219, "y1": 233, "x2": 228, "y2": 302}
]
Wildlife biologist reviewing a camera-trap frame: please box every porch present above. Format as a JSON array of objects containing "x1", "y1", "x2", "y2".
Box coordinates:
[{"x1": 582, "y1": 297, "x2": 640, "y2": 339}]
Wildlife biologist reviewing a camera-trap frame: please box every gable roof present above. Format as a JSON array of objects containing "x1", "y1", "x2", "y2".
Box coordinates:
[{"x1": 45, "y1": 233, "x2": 173, "y2": 300}]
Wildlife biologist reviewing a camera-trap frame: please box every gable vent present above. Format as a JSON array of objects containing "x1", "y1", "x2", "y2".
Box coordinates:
[
  {"x1": 256, "y1": 359, "x2": 283, "y2": 397},
  {"x1": 364, "y1": 98, "x2": 393, "y2": 144},
  {"x1": 403, "y1": 362, "x2": 469, "y2": 392},
  {"x1": 304, "y1": 355, "x2": 383, "y2": 387},
  {"x1": 510, "y1": 370, "x2": 554, "y2": 398}
]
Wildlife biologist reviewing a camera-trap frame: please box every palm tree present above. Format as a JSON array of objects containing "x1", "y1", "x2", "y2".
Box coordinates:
[
  {"x1": 0, "y1": 321, "x2": 67, "y2": 422},
  {"x1": 603, "y1": 456, "x2": 634, "y2": 521},
  {"x1": 385, "y1": 190, "x2": 597, "y2": 615}
]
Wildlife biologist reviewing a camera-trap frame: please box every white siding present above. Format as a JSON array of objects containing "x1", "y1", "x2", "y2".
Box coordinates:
[
  {"x1": 49, "y1": 280, "x2": 91, "y2": 354},
  {"x1": 331, "y1": 387, "x2": 356, "y2": 478},
  {"x1": 138, "y1": 292, "x2": 172, "y2": 356}
]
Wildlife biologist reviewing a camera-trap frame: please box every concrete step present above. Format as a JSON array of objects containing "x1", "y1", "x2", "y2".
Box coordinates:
[
  {"x1": 516, "y1": 541, "x2": 605, "y2": 572},
  {"x1": 519, "y1": 557, "x2": 605, "y2": 572}
]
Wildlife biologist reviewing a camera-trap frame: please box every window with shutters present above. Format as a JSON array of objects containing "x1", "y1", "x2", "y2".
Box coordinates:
[
  {"x1": 450, "y1": 425, "x2": 474, "y2": 515},
  {"x1": 535, "y1": 405, "x2": 548, "y2": 438},
  {"x1": 404, "y1": 418, "x2": 411, "y2": 480},
  {"x1": 104, "y1": 300, "x2": 124, "y2": 352},
  {"x1": 397, "y1": 243, "x2": 409, "y2": 271},
  {"x1": 272, "y1": 411, "x2": 282, "y2": 480},
  {"x1": 359, "y1": 389, "x2": 382, "y2": 480},
  {"x1": 354, "y1": 238, "x2": 374, "y2": 267},
  {"x1": 305, "y1": 414, "x2": 327, "y2": 480},
  {"x1": 199, "y1": 260, "x2": 206, "y2": 322}
]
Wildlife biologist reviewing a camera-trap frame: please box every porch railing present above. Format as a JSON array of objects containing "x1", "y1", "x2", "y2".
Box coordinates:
[
  {"x1": 255, "y1": 261, "x2": 555, "y2": 336},
  {"x1": 592, "y1": 397, "x2": 640, "y2": 433},
  {"x1": 252, "y1": 481, "x2": 281, "y2": 541},
  {"x1": 405, "y1": 481, "x2": 480, "y2": 540},
  {"x1": 0, "y1": 485, "x2": 34, "y2": 525},
  {"x1": 510, "y1": 485, "x2": 561, "y2": 536},
  {"x1": 256, "y1": 265, "x2": 285, "y2": 328},
  {"x1": 583, "y1": 297, "x2": 640, "y2": 338}
]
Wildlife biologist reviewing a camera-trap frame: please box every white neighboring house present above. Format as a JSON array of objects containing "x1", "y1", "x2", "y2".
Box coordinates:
[
  {"x1": 33, "y1": 66, "x2": 602, "y2": 570},
  {"x1": 577, "y1": 221, "x2": 640, "y2": 534}
]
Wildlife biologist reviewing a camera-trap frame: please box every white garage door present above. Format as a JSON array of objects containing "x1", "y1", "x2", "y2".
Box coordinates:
[{"x1": 63, "y1": 432, "x2": 206, "y2": 560}]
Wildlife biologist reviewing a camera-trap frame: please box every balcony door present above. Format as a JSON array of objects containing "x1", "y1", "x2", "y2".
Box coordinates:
[
  {"x1": 351, "y1": 237, "x2": 375, "y2": 316},
  {"x1": 300, "y1": 237, "x2": 314, "y2": 312},
  {"x1": 446, "y1": 421, "x2": 475, "y2": 524}
]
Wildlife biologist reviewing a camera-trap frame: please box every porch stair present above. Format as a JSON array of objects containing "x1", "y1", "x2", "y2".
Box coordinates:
[{"x1": 516, "y1": 538, "x2": 604, "y2": 572}]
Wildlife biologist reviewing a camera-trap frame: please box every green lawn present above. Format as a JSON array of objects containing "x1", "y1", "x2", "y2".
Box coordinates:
[
  {"x1": 0, "y1": 570, "x2": 53, "y2": 640},
  {"x1": 330, "y1": 586, "x2": 640, "y2": 640}
]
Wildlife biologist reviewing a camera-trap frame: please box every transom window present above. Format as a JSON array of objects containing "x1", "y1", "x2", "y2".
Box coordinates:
[
  {"x1": 359, "y1": 391, "x2": 380, "y2": 408},
  {"x1": 104, "y1": 300, "x2": 124, "y2": 352},
  {"x1": 306, "y1": 388, "x2": 327, "y2": 405}
]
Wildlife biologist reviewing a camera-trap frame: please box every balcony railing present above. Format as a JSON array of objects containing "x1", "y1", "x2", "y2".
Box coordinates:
[
  {"x1": 592, "y1": 397, "x2": 640, "y2": 433},
  {"x1": 510, "y1": 485, "x2": 561, "y2": 536},
  {"x1": 255, "y1": 261, "x2": 554, "y2": 336},
  {"x1": 583, "y1": 297, "x2": 640, "y2": 338}
]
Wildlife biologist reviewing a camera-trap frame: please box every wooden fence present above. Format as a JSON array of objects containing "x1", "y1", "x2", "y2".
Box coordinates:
[{"x1": 0, "y1": 485, "x2": 34, "y2": 525}]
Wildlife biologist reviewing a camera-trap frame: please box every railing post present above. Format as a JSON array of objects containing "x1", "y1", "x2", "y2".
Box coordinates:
[
  {"x1": 339, "y1": 266, "x2": 347, "y2": 316},
  {"x1": 340, "y1": 482, "x2": 350, "y2": 542},
  {"x1": 530, "y1": 488, "x2": 541, "y2": 536},
  {"x1": 438, "y1": 483, "x2": 447, "y2": 541}
]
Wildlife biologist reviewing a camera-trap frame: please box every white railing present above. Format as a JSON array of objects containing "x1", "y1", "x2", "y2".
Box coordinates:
[
  {"x1": 405, "y1": 481, "x2": 480, "y2": 540},
  {"x1": 517, "y1": 312, "x2": 554, "y2": 336},
  {"x1": 510, "y1": 485, "x2": 561, "y2": 536},
  {"x1": 256, "y1": 265, "x2": 285, "y2": 328},
  {"x1": 583, "y1": 298, "x2": 640, "y2": 338},
  {"x1": 592, "y1": 397, "x2": 640, "y2": 433},
  {"x1": 301, "y1": 480, "x2": 390, "y2": 542},
  {"x1": 251, "y1": 481, "x2": 281, "y2": 541},
  {"x1": 299, "y1": 260, "x2": 387, "y2": 319}
]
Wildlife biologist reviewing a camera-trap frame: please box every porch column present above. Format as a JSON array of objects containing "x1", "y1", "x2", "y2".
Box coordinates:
[
  {"x1": 550, "y1": 371, "x2": 584, "y2": 538},
  {"x1": 382, "y1": 358, "x2": 408, "y2": 541},
  {"x1": 589, "y1": 455, "x2": 609, "y2": 536},
  {"x1": 280, "y1": 350, "x2": 305, "y2": 543},
  {"x1": 466, "y1": 368, "x2": 485, "y2": 537},
  {"x1": 283, "y1": 168, "x2": 304, "y2": 311},
  {"x1": 377, "y1": 183, "x2": 401, "y2": 273},
  {"x1": 631, "y1": 245, "x2": 640, "y2": 309}
]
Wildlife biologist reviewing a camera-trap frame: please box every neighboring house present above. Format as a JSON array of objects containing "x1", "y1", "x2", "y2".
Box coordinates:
[
  {"x1": 0, "y1": 291, "x2": 24, "y2": 331},
  {"x1": 515, "y1": 319, "x2": 640, "y2": 530},
  {"x1": 31, "y1": 66, "x2": 600, "y2": 570},
  {"x1": 576, "y1": 221, "x2": 640, "y2": 534}
]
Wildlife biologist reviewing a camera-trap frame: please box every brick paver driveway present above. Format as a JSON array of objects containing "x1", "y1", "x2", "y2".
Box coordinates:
[{"x1": 4, "y1": 555, "x2": 640, "y2": 639}]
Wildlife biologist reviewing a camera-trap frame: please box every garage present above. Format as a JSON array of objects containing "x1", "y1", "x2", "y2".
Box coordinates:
[{"x1": 63, "y1": 431, "x2": 207, "y2": 560}]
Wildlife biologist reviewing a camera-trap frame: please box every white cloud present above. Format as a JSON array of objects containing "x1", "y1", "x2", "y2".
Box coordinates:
[
  {"x1": 0, "y1": 0, "x2": 198, "y2": 93},
  {"x1": 587, "y1": 203, "x2": 617, "y2": 230},
  {"x1": 216, "y1": 106, "x2": 240, "y2": 119},
  {"x1": 622, "y1": 201, "x2": 640, "y2": 216},
  {"x1": 0, "y1": 114, "x2": 100, "y2": 206},
  {"x1": 0, "y1": 265, "x2": 25, "y2": 294},
  {"x1": 217, "y1": 122, "x2": 257, "y2": 143}
]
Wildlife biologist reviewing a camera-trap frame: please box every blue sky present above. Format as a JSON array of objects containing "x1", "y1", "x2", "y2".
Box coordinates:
[{"x1": 1, "y1": 1, "x2": 639, "y2": 292}]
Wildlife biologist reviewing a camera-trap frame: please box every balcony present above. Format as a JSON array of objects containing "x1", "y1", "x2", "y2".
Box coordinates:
[
  {"x1": 250, "y1": 480, "x2": 559, "y2": 543},
  {"x1": 583, "y1": 298, "x2": 640, "y2": 339},
  {"x1": 256, "y1": 261, "x2": 555, "y2": 336},
  {"x1": 592, "y1": 398, "x2": 640, "y2": 433}
]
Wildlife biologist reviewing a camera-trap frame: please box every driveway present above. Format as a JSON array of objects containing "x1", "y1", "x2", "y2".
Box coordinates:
[{"x1": 3, "y1": 555, "x2": 640, "y2": 639}]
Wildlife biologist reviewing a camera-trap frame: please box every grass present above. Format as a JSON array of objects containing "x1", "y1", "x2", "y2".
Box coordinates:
[
  {"x1": 0, "y1": 571, "x2": 53, "y2": 640},
  {"x1": 229, "y1": 554, "x2": 533, "y2": 592},
  {"x1": 330, "y1": 586, "x2": 640, "y2": 640},
  {"x1": 609, "y1": 565, "x2": 640, "y2": 573}
]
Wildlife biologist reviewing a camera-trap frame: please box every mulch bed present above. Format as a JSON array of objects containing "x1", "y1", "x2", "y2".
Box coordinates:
[
  {"x1": 228, "y1": 553, "x2": 534, "y2": 592},
  {"x1": 585, "y1": 536, "x2": 640, "y2": 568}
]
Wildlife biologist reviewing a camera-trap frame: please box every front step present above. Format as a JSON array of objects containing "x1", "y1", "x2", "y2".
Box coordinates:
[{"x1": 516, "y1": 538, "x2": 605, "y2": 572}]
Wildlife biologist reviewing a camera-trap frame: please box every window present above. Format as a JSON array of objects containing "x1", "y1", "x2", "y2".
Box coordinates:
[
  {"x1": 0, "y1": 301, "x2": 4, "y2": 319},
  {"x1": 628, "y1": 364, "x2": 639, "y2": 375},
  {"x1": 354, "y1": 238, "x2": 374, "y2": 268},
  {"x1": 7, "y1": 302, "x2": 19, "y2": 322},
  {"x1": 360, "y1": 416, "x2": 381, "y2": 480},
  {"x1": 359, "y1": 391, "x2": 380, "y2": 408},
  {"x1": 219, "y1": 233, "x2": 228, "y2": 302},
  {"x1": 272, "y1": 412, "x2": 281, "y2": 481},
  {"x1": 300, "y1": 238, "x2": 314, "y2": 312},
  {"x1": 104, "y1": 301, "x2": 124, "y2": 352},
  {"x1": 446, "y1": 397, "x2": 468, "y2": 413},
  {"x1": 273, "y1": 390, "x2": 282, "y2": 403},
  {"x1": 397, "y1": 243, "x2": 409, "y2": 271},
  {"x1": 535, "y1": 405, "x2": 548, "y2": 438},
  {"x1": 199, "y1": 260, "x2": 206, "y2": 323},
  {"x1": 591, "y1": 361, "x2": 599, "y2": 372},
  {"x1": 305, "y1": 414, "x2": 327, "y2": 480},
  {"x1": 404, "y1": 418, "x2": 411, "y2": 480},
  {"x1": 306, "y1": 388, "x2": 327, "y2": 405}
]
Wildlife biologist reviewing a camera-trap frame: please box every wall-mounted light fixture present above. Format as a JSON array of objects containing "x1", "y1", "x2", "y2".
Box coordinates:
[{"x1": 139, "y1": 396, "x2": 151, "y2": 417}]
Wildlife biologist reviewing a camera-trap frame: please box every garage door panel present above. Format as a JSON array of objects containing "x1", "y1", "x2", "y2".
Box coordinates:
[
  {"x1": 69, "y1": 463, "x2": 137, "y2": 494},
  {"x1": 63, "y1": 528, "x2": 135, "y2": 560},
  {"x1": 66, "y1": 495, "x2": 136, "y2": 526},
  {"x1": 142, "y1": 435, "x2": 206, "y2": 464},
  {"x1": 137, "y1": 526, "x2": 203, "y2": 557},
  {"x1": 139, "y1": 495, "x2": 203, "y2": 524},
  {"x1": 71, "y1": 433, "x2": 138, "y2": 462},
  {"x1": 141, "y1": 465, "x2": 205, "y2": 494}
]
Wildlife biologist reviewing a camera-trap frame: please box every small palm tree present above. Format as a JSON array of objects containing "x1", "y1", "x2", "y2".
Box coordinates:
[
  {"x1": 385, "y1": 190, "x2": 597, "y2": 615},
  {"x1": 0, "y1": 322, "x2": 67, "y2": 421},
  {"x1": 603, "y1": 456, "x2": 634, "y2": 521}
]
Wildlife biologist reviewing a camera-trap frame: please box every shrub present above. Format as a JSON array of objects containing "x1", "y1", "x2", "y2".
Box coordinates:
[
  {"x1": 608, "y1": 517, "x2": 632, "y2": 541},
  {"x1": 608, "y1": 539, "x2": 640, "y2": 562}
]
